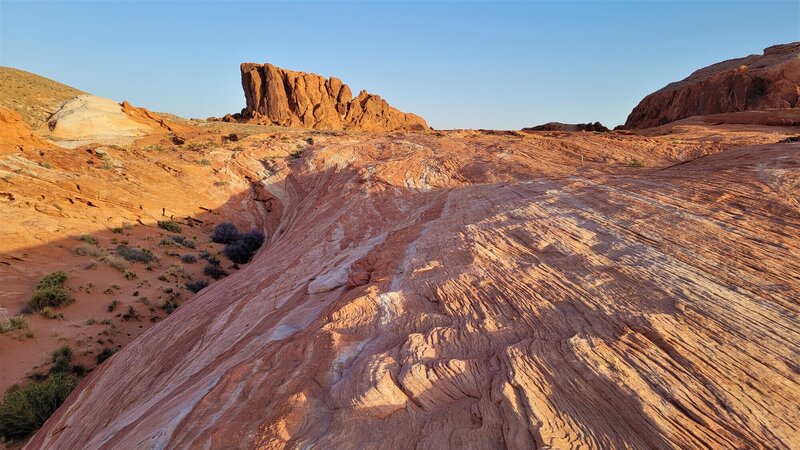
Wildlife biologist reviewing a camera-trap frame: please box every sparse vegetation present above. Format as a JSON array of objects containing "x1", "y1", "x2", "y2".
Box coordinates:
[
  {"x1": 111, "y1": 227, "x2": 124, "y2": 234},
  {"x1": 107, "y1": 299, "x2": 119, "y2": 312},
  {"x1": 158, "y1": 220, "x2": 182, "y2": 233},
  {"x1": 181, "y1": 254, "x2": 197, "y2": 264},
  {"x1": 29, "y1": 271, "x2": 73, "y2": 312},
  {"x1": 197, "y1": 159, "x2": 211, "y2": 166}
]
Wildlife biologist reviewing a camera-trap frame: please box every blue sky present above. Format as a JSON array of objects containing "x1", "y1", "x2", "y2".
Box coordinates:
[{"x1": 1, "y1": 1, "x2": 798, "y2": 129}]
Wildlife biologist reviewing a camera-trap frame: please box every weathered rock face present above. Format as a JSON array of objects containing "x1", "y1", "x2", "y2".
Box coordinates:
[
  {"x1": 625, "y1": 42, "x2": 800, "y2": 129},
  {"x1": 0, "y1": 107, "x2": 51, "y2": 154},
  {"x1": 238, "y1": 63, "x2": 429, "y2": 131},
  {"x1": 25, "y1": 123, "x2": 800, "y2": 449}
]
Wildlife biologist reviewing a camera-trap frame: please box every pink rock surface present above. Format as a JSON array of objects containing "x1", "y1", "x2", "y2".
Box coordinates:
[{"x1": 25, "y1": 125, "x2": 800, "y2": 449}]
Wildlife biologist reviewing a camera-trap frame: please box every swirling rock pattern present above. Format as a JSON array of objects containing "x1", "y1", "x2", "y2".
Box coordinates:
[{"x1": 26, "y1": 123, "x2": 800, "y2": 449}]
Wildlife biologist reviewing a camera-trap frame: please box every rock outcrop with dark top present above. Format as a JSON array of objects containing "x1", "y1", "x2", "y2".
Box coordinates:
[
  {"x1": 522, "y1": 122, "x2": 609, "y2": 132},
  {"x1": 625, "y1": 42, "x2": 800, "y2": 129},
  {"x1": 237, "y1": 63, "x2": 429, "y2": 131}
]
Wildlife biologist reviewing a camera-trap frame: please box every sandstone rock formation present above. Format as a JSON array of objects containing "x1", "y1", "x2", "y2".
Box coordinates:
[
  {"x1": 25, "y1": 122, "x2": 800, "y2": 449},
  {"x1": 38, "y1": 94, "x2": 153, "y2": 148},
  {"x1": 0, "y1": 107, "x2": 51, "y2": 154},
  {"x1": 237, "y1": 63, "x2": 429, "y2": 131},
  {"x1": 625, "y1": 42, "x2": 800, "y2": 129}
]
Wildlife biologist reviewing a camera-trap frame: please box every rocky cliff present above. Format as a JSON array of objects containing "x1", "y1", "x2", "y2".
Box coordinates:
[
  {"x1": 237, "y1": 63, "x2": 429, "y2": 131},
  {"x1": 625, "y1": 42, "x2": 800, "y2": 129}
]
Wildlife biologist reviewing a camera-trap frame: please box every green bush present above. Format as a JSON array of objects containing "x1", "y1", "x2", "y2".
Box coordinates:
[
  {"x1": 0, "y1": 373, "x2": 77, "y2": 441},
  {"x1": 29, "y1": 272, "x2": 73, "y2": 311},
  {"x1": 204, "y1": 262, "x2": 227, "y2": 280},
  {"x1": 186, "y1": 279, "x2": 208, "y2": 293},
  {"x1": 158, "y1": 220, "x2": 182, "y2": 233},
  {"x1": 50, "y1": 346, "x2": 73, "y2": 374},
  {"x1": 96, "y1": 348, "x2": 116, "y2": 364}
]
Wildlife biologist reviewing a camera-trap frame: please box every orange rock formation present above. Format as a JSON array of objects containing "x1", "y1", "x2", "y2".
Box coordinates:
[
  {"x1": 625, "y1": 42, "x2": 800, "y2": 128},
  {"x1": 237, "y1": 63, "x2": 429, "y2": 131}
]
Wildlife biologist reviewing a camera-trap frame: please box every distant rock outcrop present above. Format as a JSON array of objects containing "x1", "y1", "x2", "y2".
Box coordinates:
[
  {"x1": 625, "y1": 42, "x2": 800, "y2": 129},
  {"x1": 522, "y1": 122, "x2": 609, "y2": 132},
  {"x1": 233, "y1": 63, "x2": 429, "y2": 132}
]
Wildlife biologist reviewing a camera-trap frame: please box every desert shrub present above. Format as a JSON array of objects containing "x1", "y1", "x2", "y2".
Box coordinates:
[
  {"x1": 107, "y1": 299, "x2": 119, "y2": 312},
  {"x1": 111, "y1": 227, "x2": 124, "y2": 234},
  {"x1": 211, "y1": 222, "x2": 239, "y2": 244},
  {"x1": 121, "y1": 306, "x2": 138, "y2": 321},
  {"x1": 96, "y1": 348, "x2": 116, "y2": 364},
  {"x1": 39, "y1": 308, "x2": 64, "y2": 320},
  {"x1": 115, "y1": 245, "x2": 157, "y2": 263},
  {"x1": 78, "y1": 234, "x2": 97, "y2": 245},
  {"x1": 222, "y1": 230, "x2": 265, "y2": 264},
  {"x1": 181, "y1": 239, "x2": 196, "y2": 249},
  {"x1": 159, "y1": 298, "x2": 179, "y2": 313},
  {"x1": 186, "y1": 279, "x2": 209, "y2": 293},
  {"x1": 29, "y1": 272, "x2": 73, "y2": 311},
  {"x1": 50, "y1": 345, "x2": 73, "y2": 374},
  {"x1": 181, "y1": 254, "x2": 197, "y2": 264},
  {"x1": 159, "y1": 238, "x2": 177, "y2": 247},
  {"x1": 0, "y1": 316, "x2": 26, "y2": 334},
  {"x1": 74, "y1": 243, "x2": 105, "y2": 258},
  {"x1": 0, "y1": 373, "x2": 77, "y2": 441},
  {"x1": 197, "y1": 159, "x2": 211, "y2": 166},
  {"x1": 157, "y1": 220, "x2": 182, "y2": 233},
  {"x1": 204, "y1": 262, "x2": 227, "y2": 280},
  {"x1": 101, "y1": 254, "x2": 129, "y2": 272},
  {"x1": 628, "y1": 159, "x2": 645, "y2": 168}
]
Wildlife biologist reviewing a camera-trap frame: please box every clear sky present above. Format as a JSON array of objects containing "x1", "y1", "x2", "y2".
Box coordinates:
[{"x1": 1, "y1": 1, "x2": 798, "y2": 129}]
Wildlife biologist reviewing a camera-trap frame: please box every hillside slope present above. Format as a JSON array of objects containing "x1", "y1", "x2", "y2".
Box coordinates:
[{"x1": 0, "y1": 67, "x2": 85, "y2": 129}]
